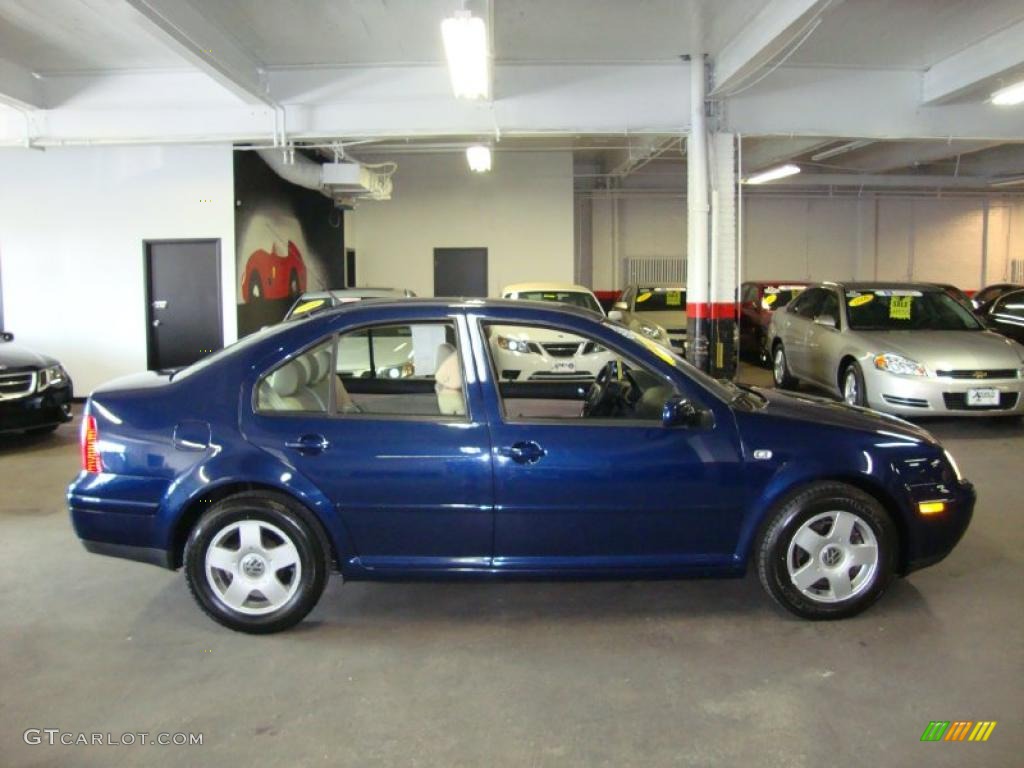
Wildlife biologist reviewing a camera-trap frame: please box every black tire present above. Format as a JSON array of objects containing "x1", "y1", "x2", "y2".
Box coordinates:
[
  {"x1": 184, "y1": 491, "x2": 329, "y2": 634},
  {"x1": 841, "y1": 361, "x2": 867, "y2": 407},
  {"x1": 756, "y1": 482, "x2": 896, "y2": 620},
  {"x1": 771, "y1": 342, "x2": 797, "y2": 389},
  {"x1": 758, "y1": 332, "x2": 771, "y2": 368},
  {"x1": 249, "y1": 271, "x2": 263, "y2": 300},
  {"x1": 288, "y1": 270, "x2": 300, "y2": 297}
]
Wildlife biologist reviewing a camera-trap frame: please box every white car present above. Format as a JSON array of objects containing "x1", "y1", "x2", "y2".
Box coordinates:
[{"x1": 494, "y1": 283, "x2": 618, "y2": 381}]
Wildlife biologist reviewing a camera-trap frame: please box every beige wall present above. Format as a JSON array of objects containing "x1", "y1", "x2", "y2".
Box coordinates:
[
  {"x1": 348, "y1": 151, "x2": 575, "y2": 297},
  {"x1": 588, "y1": 192, "x2": 1024, "y2": 291}
]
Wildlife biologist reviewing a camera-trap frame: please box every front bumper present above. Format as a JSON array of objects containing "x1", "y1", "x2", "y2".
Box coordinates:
[
  {"x1": 493, "y1": 347, "x2": 614, "y2": 382},
  {"x1": 0, "y1": 381, "x2": 73, "y2": 434},
  {"x1": 904, "y1": 480, "x2": 975, "y2": 573},
  {"x1": 864, "y1": 368, "x2": 1024, "y2": 417}
]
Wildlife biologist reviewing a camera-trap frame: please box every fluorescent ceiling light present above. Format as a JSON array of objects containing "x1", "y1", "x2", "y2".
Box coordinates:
[
  {"x1": 466, "y1": 145, "x2": 491, "y2": 172},
  {"x1": 991, "y1": 79, "x2": 1024, "y2": 106},
  {"x1": 441, "y1": 11, "x2": 490, "y2": 100},
  {"x1": 990, "y1": 175, "x2": 1024, "y2": 188},
  {"x1": 745, "y1": 164, "x2": 801, "y2": 184}
]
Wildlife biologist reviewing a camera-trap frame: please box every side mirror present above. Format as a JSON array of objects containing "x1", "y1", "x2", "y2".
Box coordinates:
[
  {"x1": 814, "y1": 314, "x2": 837, "y2": 329},
  {"x1": 662, "y1": 395, "x2": 710, "y2": 429},
  {"x1": 0, "y1": 331, "x2": 13, "y2": 342},
  {"x1": 613, "y1": 301, "x2": 629, "y2": 311},
  {"x1": 608, "y1": 310, "x2": 624, "y2": 322}
]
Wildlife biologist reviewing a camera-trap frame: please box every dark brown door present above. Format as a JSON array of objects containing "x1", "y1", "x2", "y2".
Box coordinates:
[
  {"x1": 434, "y1": 247, "x2": 488, "y2": 297},
  {"x1": 145, "y1": 239, "x2": 223, "y2": 370}
]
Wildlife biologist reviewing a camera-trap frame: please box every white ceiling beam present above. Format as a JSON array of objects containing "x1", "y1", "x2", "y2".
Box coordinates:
[
  {"x1": 832, "y1": 140, "x2": 1003, "y2": 172},
  {"x1": 0, "y1": 57, "x2": 43, "y2": 109},
  {"x1": 712, "y1": 0, "x2": 833, "y2": 95},
  {"x1": 740, "y1": 136, "x2": 834, "y2": 172},
  {"x1": 954, "y1": 144, "x2": 1024, "y2": 177},
  {"x1": 768, "y1": 173, "x2": 996, "y2": 189},
  {"x1": 123, "y1": 0, "x2": 276, "y2": 107},
  {"x1": 922, "y1": 19, "x2": 1024, "y2": 104}
]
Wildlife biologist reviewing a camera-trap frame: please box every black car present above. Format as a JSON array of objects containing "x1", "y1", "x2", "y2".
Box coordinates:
[
  {"x1": 971, "y1": 282, "x2": 1023, "y2": 312},
  {"x1": 977, "y1": 288, "x2": 1024, "y2": 345},
  {"x1": 0, "y1": 331, "x2": 73, "y2": 435}
]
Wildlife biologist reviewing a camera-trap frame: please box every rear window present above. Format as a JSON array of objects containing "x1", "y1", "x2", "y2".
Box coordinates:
[
  {"x1": 760, "y1": 285, "x2": 805, "y2": 310},
  {"x1": 517, "y1": 291, "x2": 602, "y2": 314},
  {"x1": 633, "y1": 288, "x2": 686, "y2": 311}
]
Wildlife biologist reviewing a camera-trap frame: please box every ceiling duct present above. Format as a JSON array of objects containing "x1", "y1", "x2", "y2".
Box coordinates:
[{"x1": 256, "y1": 148, "x2": 393, "y2": 203}]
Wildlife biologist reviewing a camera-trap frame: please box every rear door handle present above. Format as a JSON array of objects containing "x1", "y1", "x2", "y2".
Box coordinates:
[
  {"x1": 285, "y1": 434, "x2": 330, "y2": 455},
  {"x1": 497, "y1": 441, "x2": 546, "y2": 464}
]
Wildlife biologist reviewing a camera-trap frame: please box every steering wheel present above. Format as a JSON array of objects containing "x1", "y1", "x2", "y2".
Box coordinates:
[{"x1": 582, "y1": 360, "x2": 639, "y2": 418}]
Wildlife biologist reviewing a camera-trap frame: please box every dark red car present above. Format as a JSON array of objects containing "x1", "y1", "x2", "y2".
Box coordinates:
[
  {"x1": 739, "y1": 281, "x2": 809, "y2": 365},
  {"x1": 241, "y1": 240, "x2": 307, "y2": 302}
]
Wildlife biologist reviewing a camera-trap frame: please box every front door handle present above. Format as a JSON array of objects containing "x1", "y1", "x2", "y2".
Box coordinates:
[
  {"x1": 285, "y1": 434, "x2": 330, "y2": 455},
  {"x1": 498, "y1": 441, "x2": 546, "y2": 464}
]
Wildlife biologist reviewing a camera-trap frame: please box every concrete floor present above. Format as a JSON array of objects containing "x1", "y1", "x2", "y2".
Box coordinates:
[{"x1": 2, "y1": 366, "x2": 1022, "y2": 767}]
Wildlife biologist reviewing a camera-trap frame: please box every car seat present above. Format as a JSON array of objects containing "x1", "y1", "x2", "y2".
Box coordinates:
[{"x1": 434, "y1": 343, "x2": 466, "y2": 416}]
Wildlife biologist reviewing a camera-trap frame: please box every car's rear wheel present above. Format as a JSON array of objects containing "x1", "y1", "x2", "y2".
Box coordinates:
[
  {"x1": 288, "y1": 270, "x2": 300, "y2": 297},
  {"x1": 842, "y1": 362, "x2": 867, "y2": 407},
  {"x1": 756, "y1": 482, "x2": 896, "y2": 620},
  {"x1": 772, "y1": 342, "x2": 797, "y2": 389},
  {"x1": 184, "y1": 492, "x2": 328, "y2": 634}
]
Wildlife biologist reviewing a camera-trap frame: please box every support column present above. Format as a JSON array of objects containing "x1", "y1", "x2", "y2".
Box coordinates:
[
  {"x1": 686, "y1": 55, "x2": 711, "y2": 372},
  {"x1": 708, "y1": 132, "x2": 738, "y2": 379}
]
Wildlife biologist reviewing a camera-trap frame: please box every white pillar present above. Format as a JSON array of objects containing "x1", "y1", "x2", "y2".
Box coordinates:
[{"x1": 686, "y1": 55, "x2": 711, "y2": 370}]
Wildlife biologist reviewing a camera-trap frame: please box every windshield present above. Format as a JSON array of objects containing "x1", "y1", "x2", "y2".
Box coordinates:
[
  {"x1": 633, "y1": 287, "x2": 686, "y2": 312},
  {"x1": 518, "y1": 290, "x2": 602, "y2": 314},
  {"x1": 761, "y1": 285, "x2": 804, "y2": 310},
  {"x1": 607, "y1": 322, "x2": 735, "y2": 402},
  {"x1": 845, "y1": 289, "x2": 983, "y2": 331}
]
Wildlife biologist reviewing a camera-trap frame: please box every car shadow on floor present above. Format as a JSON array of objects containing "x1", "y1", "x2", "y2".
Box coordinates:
[{"x1": 0, "y1": 426, "x2": 77, "y2": 456}]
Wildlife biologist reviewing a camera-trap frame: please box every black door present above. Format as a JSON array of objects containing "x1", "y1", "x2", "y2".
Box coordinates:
[
  {"x1": 145, "y1": 239, "x2": 223, "y2": 371},
  {"x1": 434, "y1": 247, "x2": 488, "y2": 297}
]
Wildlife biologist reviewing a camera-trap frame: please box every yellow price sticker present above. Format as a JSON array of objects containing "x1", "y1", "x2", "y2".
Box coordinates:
[
  {"x1": 635, "y1": 334, "x2": 678, "y2": 367},
  {"x1": 636, "y1": 291, "x2": 652, "y2": 303},
  {"x1": 889, "y1": 295, "x2": 912, "y2": 319},
  {"x1": 848, "y1": 294, "x2": 874, "y2": 307},
  {"x1": 666, "y1": 290, "x2": 682, "y2": 306},
  {"x1": 291, "y1": 298, "x2": 326, "y2": 316},
  {"x1": 763, "y1": 293, "x2": 778, "y2": 306}
]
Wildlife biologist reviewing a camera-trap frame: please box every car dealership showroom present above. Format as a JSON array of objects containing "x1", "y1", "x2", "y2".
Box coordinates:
[{"x1": 2, "y1": 0, "x2": 1024, "y2": 765}]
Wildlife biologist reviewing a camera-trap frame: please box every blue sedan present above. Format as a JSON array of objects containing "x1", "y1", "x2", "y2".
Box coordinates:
[{"x1": 68, "y1": 299, "x2": 974, "y2": 633}]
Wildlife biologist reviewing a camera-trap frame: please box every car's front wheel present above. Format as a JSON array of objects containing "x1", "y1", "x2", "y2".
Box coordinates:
[
  {"x1": 184, "y1": 492, "x2": 329, "y2": 634},
  {"x1": 772, "y1": 342, "x2": 797, "y2": 389},
  {"x1": 842, "y1": 362, "x2": 867, "y2": 407},
  {"x1": 756, "y1": 482, "x2": 896, "y2": 620}
]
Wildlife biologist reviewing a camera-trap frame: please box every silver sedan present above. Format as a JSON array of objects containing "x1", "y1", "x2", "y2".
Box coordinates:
[{"x1": 768, "y1": 282, "x2": 1024, "y2": 417}]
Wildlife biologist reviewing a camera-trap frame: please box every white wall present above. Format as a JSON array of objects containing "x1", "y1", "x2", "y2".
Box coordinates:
[
  {"x1": 347, "y1": 151, "x2": 574, "y2": 297},
  {"x1": 588, "y1": 192, "x2": 1024, "y2": 291},
  {"x1": 0, "y1": 144, "x2": 236, "y2": 393}
]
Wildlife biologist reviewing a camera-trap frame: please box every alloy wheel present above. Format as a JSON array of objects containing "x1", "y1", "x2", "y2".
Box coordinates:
[
  {"x1": 786, "y1": 510, "x2": 879, "y2": 603},
  {"x1": 205, "y1": 519, "x2": 301, "y2": 615},
  {"x1": 843, "y1": 370, "x2": 859, "y2": 405}
]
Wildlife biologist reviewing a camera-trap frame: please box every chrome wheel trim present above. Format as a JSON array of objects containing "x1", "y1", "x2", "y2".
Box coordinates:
[
  {"x1": 786, "y1": 510, "x2": 879, "y2": 604},
  {"x1": 843, "y1": 369, "x2": 859, "y2": 405},
  {"x1": 773, "y1": 347, "x2": 786, "y2": 385},
  {"x1": 205, "y1": 519, "x2": 301, "y2": 615}
]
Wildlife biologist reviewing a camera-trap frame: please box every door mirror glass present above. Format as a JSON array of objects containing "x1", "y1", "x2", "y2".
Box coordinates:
[
  {"x1": 613, "y1": 301, "x2": 629, "y2": 311},
  {"x1": 662, "y1": 395, "x2": 709, "y2": 429},
  {"x1": 607, "y1": 309, "x2": 624, "y2": 322},
  {"x1": 0, "y1": 331, "x2": 13, "y2": 342},
  {"x1": 814, "y1": 314, "x2": 837, "y2": 329}
]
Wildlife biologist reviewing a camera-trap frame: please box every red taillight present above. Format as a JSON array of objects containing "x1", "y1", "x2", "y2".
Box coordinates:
[{"x1": 81, "y1": 414, "x2": 102, "y2": 473}]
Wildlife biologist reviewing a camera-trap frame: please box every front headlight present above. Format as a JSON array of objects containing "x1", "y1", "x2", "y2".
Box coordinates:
[
  {"x1": 496, "y1": 336, "x2": 535, "y2": 354},
  {"x1": 943, "y1": 449, "x2": 964, "y2": 483},
  {"x1": 37, "y1": 365, "x2": 67, "y2": 390},
  {"x1": 873, "y1": 353, "x2": 926, "y2": 377},
  {"x1": 640, "y1": 324, "x2": 667, "y2": 342}
]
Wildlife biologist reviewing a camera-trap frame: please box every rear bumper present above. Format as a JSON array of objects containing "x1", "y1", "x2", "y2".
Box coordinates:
[
  {"x1": 80, "y1": 539, "x2": 174, "y2": 568},
  {"x1": 0, "y1": 382, "x2": 73, "y2": 433}
]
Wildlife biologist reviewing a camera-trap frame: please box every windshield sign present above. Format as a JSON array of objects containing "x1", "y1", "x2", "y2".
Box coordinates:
[
  {"x1": 845, "y1": 290, "x2": 982, "y2": 331},
  {"x1": 634, "y1": 288, "x2": 686, "y2": 311},
  {"x1": 761, "y1": 285, "x2": 805, "y2": 310}
]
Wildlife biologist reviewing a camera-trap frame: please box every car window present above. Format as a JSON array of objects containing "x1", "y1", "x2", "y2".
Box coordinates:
[
  {"x1": 789, "y1": 288, "x2": 825, "y2": 318},
  {"x1": 335, "y1": 322, "x2": 467, "y2": 418},
  {"x1": 481, "y1": 321, "x2": 681, "y2": 422},
  {"x1": 741, "y1": 284, "x2": 756, "y2": 303},
  {"x1": 516, "y1": 290, "x2": 602, "y2": 314},
  {"x1": 845, "y1": 289, "x2": 982, "y2": 331},
  {"x1": 761, "y1": 285, "x2": 805, "y2": 310},
  {"x1": 817, "y1": 290, "x2": 840, "y2": 325},
  {"x1": 256, "y1": 339, "x2": 334, "y2": 413},
  {"x1": 633, "y1": 287, "x2": 686, "y2": 312},
  {"x1": 993, "y1": 290, "x2": 1024, "y2": 319}
]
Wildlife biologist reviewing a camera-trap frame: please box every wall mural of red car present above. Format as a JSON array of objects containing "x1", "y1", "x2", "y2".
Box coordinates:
[{"x1": 241, "y1": 240, "x2": 308, "y2": 302}]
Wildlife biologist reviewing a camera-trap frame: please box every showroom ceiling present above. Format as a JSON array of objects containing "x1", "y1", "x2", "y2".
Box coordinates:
[{"x1": 1, "y1": 0, "x2": 1023, "y2": 193}]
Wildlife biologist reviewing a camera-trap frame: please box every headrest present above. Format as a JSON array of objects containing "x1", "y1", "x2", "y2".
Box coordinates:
[
  {"x1": 315, "y1": 349, "x2": 331, "y2": 382},
  {"x1": 270, "y1": 362, "x2": 302, "y2": 397},
  {"x1": 435, "y1": 343, "x2": 462, "y2": 390}
]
